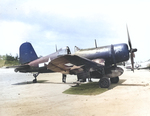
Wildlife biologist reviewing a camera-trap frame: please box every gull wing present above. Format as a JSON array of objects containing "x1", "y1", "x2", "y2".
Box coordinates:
[{"x1": 47, "y1": 55, "x2": 104, "y2": 74}]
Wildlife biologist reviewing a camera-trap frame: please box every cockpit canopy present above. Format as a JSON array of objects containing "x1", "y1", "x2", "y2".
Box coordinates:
[{"x1": 57, "y1": 46, "x2": 71, "y2": 56}]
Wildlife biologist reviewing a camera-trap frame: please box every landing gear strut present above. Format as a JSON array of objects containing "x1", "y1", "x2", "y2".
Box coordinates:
[
  {"x1": 88, "y1": 77, "x2": 92, "y2": 82},
  {"x1": 33, "y1": 73, "x2": 39, "y2": 83},
  {"x1": 99, "y1": 77, "x2": 110, "y2": 88},
  {"x1": 62, "y1": 74, "x2": 66, "y2": 83}
]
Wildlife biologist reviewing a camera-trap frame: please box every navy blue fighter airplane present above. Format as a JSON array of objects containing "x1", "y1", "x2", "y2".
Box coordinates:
[{"x1": 14, "y1": 26, "x2": 137, "y2": 88}]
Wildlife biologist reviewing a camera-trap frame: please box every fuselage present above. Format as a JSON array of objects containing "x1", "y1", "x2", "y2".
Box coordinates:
[
  {"x1": 17, "y1": 43, "x2": 130, "y2": 77},
  {"x1": 74, "y1": 43, "x2": 129, "y2": 66},
  {"x1": 27, "y1": 43, "x2": 129, "y2": 68}
]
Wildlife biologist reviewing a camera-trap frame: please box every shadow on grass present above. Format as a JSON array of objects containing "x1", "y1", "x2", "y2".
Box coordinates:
[
  {"x1": 63, "y1": 82, "x2": 108, "y2": 95},
  {"x1": 63, "y1": 79, "x2": 127, "y2": 95}
]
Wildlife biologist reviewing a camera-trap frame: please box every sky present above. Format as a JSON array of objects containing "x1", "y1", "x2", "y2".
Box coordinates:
[{"x1": 0, "y1": 0, "x2": 150, "y2": 62}]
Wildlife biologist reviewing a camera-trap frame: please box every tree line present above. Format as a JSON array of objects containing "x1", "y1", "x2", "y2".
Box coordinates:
[{"x1": 0, "y1": 54, "x2": 20, "y2": 67}]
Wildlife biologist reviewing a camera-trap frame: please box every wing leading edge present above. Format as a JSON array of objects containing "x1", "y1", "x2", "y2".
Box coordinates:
[{"x1": 47, "y1": 55, "x2": 104, "y2": 74}]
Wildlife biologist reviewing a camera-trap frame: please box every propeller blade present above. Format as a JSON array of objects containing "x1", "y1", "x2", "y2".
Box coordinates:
[
  {"x1": 133, "y1": 53, "x2": 135, "y2": 58},
  {"x1": 126, "y1": 25, "x2": 137, "y2": 72},
  {"x1": 126, "y1": 25, "x2": 132, "y2": 50},
  {"x1": 131, "y1": 53, "x2": 134, "y2": 72}
]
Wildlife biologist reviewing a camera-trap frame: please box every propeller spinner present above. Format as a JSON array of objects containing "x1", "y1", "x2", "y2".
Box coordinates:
[{"x1": 126, "y1": 25, "x2": 137, "y2": 72}]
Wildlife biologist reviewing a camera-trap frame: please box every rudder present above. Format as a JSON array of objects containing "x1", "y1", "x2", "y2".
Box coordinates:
[{"x1": 19, "y1": 42, "x2": 38, "y2": 64}]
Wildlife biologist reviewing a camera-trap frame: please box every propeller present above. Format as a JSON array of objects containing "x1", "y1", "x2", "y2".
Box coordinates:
[{"x1": 126, "y1": 25, "x2": 137, "y2": 72}]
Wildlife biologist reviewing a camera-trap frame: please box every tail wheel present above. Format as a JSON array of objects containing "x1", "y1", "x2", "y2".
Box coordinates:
[
  {"x1": 14, "y1": 68, "x2": 18, "y2": 72},
  {"x1": 99, "y1": 78, "x2": 110, "y2": 88},
  {"x1": 33, "y1": 73, "x2": 39, "y2": 83},
  {"x1": 110, "y1": 77, "x2": 119, "y2": 84},
  {"x1": 33, "y1": 79, "x2": 37, "y2": 83}
]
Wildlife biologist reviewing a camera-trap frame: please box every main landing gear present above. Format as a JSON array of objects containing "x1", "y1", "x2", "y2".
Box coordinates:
[
  {"x1": 99, "y1": 78, "x2": 110, "y2": 88},
  {"x1": 99, "y1": 77, "x2": 119, "y2": 88},
  {"x1": 62, "y1": 74, "x2": 66, "y2": 83},
  {"x1": 110, "y1": 77, "x2": 119, "y2": 84},
  {"x1": 33, "y1": 73, "x2": 39, "y2": 83}
]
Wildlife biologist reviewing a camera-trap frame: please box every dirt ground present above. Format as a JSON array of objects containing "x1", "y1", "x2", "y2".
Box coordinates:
[{"x1": 0, "y1": 68, "x2": 150, "y2": 116}]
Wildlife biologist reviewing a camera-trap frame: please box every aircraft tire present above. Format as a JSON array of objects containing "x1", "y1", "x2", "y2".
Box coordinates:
[
  {"x1": 99, "y1": 78, "x2": 110, "y2": 88},
  {"x1": 33, "y1": 79, "x2": 37, "y2": 83},
  {"x1": 14, "y1": 68, "x2": 18, "y2": 72},
  {"x1": 110, "y1": 77, "x2": 119, "y2": 84}
]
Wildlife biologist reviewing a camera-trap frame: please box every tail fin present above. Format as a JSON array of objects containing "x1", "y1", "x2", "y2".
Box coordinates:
[{"x1": 19, "y1": 42, "x2": 38, "y2": 64}]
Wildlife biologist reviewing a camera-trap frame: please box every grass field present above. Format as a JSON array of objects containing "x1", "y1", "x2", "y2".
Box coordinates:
[{"x1": 63, "y1": 82, "x2": 108, "y2": 95}]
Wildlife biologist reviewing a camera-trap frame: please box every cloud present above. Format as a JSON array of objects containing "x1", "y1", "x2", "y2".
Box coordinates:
[
  {"x1": 0, "y1": 20, "x2": 36, "y2": 55},
  {"x1": 0, "y1": 0, "x2": 150, "y2": 61}
]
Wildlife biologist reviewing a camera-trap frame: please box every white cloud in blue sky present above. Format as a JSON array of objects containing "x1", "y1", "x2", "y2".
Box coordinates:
[{"x1": 0, "y1": 0, "x2": 150, "y2": 61}]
